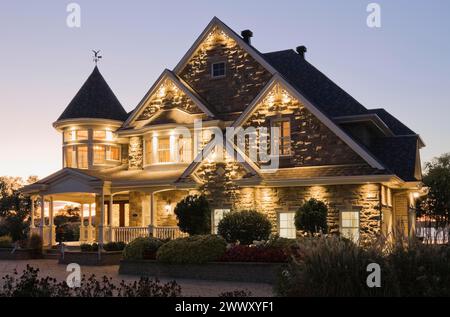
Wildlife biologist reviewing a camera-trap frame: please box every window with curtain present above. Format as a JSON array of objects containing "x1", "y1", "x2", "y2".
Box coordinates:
[
  {"x1": 272, "y1": 118, "x2": 291, "y2": 156},
  {"x1": 158, "y1": 137, "x2": 171, "y2": 163},
  {"x1": 93, "y1": 145, "x2": 106, "y2": 164},
  {"x1": 77, "y1": 145, "x2": 88, "y2": 169},
  {"x1": 341, "y1": 211, "x2": 359, "y2": 242},
  {"x1": 279, "y1": 212, "x2": 296, "y2": 239}
]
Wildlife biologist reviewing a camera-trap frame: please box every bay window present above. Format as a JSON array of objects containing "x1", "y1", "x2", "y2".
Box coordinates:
[
  {"x1": 77, "y1": 145, "x2": 88, "y2": 169},
  {"x1": 157, "y1": 137, "x2": 171, "y2": 163},
  {"x1": 64, "y1": 146, "x2": 76, "y2": 168},
  {"x1": 93, "y1": 145, "x2": 106, "y2": 164},
  {"x1": 106, "y1": 146, "x2": 120, "y2": 161},
  {"x1": 145, "y1": 134, "x2": 192, "y2": 165}
]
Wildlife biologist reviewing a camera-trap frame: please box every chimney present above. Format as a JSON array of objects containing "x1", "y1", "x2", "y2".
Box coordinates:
[
  {"x1": 241, "y1": 30, "x2": 253, "y2": 45},
  {"x1": 296, "y1": 46, "x2": 307, "y2": 58}
]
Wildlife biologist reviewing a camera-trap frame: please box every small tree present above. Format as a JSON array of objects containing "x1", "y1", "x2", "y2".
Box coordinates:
[
  {"x1": 295, "y1": 198, "x2": 328, "y2": 234},
  {"x1": 174, "y1": 195, "x2": 211, "y2": 235},
  {"x1": 218, "y1": 210, "x2": 272, "y2": 245}
]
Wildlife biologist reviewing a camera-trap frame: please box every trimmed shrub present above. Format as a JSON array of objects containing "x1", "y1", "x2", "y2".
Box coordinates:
[
  {"x1": 56, "y1": 222, "x2": 80, "y2": 242},
  {"x1": 218, "y1": 210, "x2": 272, "y2": 245},
  {"x1": 0, "y1": 235, "x2": 13, "y2": 248},
  {"x1": 174, "y1": 195, "x2": 211, "y2": 235},
  {"x1": 103, "y1": 241, "x2": 126, "y2": 252},
  {"x1": 80, "y1": 243, "x2": 99, "y2": 252},
  {"x1": 219, "y1": 245, "x2": 289, "y2": 263},
  {"x1": 295, "y1": 198, "x2": 328, "y2": 234},
  {"x1": 27, "y1": 234, "x2": 43, "y2": 258},
  {"x1": 156, "y1": 235, "x2": 227, "y2": 264},
  {"x1": 123, "y1": 237, "x2": 163, "y2": 260}
]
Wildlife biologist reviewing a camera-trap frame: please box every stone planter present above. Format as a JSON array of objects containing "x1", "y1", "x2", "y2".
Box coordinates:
[
  {"x1": 58, "y1": 251, "x2": 123, "y2": 266},
  {"x1": 0, "y1": 248, "x2": 37, "y2": 260},
  {"x1": 119, "y1": 260, "x2": 285, "y2": 284}
]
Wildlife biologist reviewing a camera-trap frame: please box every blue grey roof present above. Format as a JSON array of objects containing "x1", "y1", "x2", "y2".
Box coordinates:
[{"x1": 57, "y1": 66, "x2": 128, "y2": 122}]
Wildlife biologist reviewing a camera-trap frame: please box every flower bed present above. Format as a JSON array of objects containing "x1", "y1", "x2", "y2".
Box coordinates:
[{"x1": 219, "y1": 245, "x2": 289, "y2": 263}]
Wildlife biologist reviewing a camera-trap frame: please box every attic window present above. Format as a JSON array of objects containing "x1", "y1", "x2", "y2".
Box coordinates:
[{"x1": 211, "y1": 62, "x2": 226, "y2": 78}]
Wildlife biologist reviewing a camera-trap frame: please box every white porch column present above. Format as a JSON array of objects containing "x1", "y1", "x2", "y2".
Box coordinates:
[
  {"x1": 88, "y1": 203, "x2": 92, "y2": 227},
  {"x1": 49, "y1": 197, "x2": 55, "y2": 246},
  {"x1": 108, "y1": 195, "x2": 113, "y2": 242},
  {"x1": 88, "y1": 203, "x2": 93, "y2": 242},
  {"x1": 98, "y1": 192, "x2": 105, "y2": 245},
  {"x1": 39, "y1": 196, "x2": 46, "y2": 238},
  {"x1": 30, "y1": 196, "x2": 36, "y2": 229},
  {"x1": 79, "y1": 203, "x2": 85, "y2": 242}
]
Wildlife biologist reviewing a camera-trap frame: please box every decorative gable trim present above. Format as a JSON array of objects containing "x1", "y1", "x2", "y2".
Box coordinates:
[
  {"x1": 123, "y1": 69, "x2": 215, "y2": 128},
  {"x1": 233, "y1": 74, "x2": 386, "y2": 170},
  {"x1": 173, "y1": 17, "x2": 278, "y2": 76}
]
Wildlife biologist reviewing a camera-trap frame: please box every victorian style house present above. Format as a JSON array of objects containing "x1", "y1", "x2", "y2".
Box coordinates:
[{"x1": 22, "y1": 17, "x2": 425, "y2": 246}]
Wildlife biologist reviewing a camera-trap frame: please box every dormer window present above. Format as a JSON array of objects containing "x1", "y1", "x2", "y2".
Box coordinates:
[{"x1": 211, "y1": 62, "x2": 226, "y2": 78}]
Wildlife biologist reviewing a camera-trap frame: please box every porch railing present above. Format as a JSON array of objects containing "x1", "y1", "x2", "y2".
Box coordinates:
[
  {"x1": 148, "y1": 225, "x2": 188, "y2": 240},
  {"x1": 111, "y1": 226, "x2": 148, "y2": 243},
  {"x1": 110, "y1": 225, "x2": 187, "y2": 243}
]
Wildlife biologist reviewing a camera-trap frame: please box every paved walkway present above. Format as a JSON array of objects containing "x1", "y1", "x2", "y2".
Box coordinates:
[{"x1": 0, "y1": 260, "x2": 273, "y2": 297}]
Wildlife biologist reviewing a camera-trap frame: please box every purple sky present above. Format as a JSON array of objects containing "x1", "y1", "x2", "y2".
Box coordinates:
[{"x1": 0, "y1": 0, "x2": 449, "y2": 178}]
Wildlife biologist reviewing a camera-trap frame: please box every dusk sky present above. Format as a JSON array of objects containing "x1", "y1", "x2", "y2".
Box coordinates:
[{"x1": 0, "y1": 0, "x2": 449, "y2": 178}]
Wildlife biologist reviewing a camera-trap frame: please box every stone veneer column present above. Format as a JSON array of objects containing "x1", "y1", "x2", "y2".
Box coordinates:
[{"x1": 128, "y1": 136, "x2": 143, "y2": 169}]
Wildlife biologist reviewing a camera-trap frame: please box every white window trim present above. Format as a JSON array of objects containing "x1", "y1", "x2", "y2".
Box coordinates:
[
  {"x1": 340, "y1": 210, "x2": 360, "y2": 243},
  {"x1": 278, "y1": 211, "x2": 296, "y2": 239},
  {"x1": 211, "y1": 61, "x2": 226, "y2": 79}
]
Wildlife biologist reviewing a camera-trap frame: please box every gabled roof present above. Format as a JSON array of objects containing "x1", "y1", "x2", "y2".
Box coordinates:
[
  {"x1": 123, "y1": 69, "x2": 215, "y2": 128},
  {"x1": 57, "y1": 66, "x2": 128, "y2": 122}
]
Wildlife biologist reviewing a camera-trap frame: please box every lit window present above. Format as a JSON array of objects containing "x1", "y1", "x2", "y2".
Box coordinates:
[
  {"x1": 272, "y1": 119, "x2": 291, "y2": 156},
  {"x1": 211, "y1": 62, "x2": 226, "y2": 78},
  {"x1": 77, "y1": 145, "x2": 88, "y2": 169},
  {"x1": 213, "y1": 209, "x2": 230, "y2": 234},
  {"x1": 145, "y1": 138, "x2": 153, "y2": 165},
  {"x1": 106, "y1": 146, "x2": 120, "y2": 161},
  {"x1": 76, "y1": 130, "x2": 88, "y2": 141},
  {"x1": 387, "y1": 188, "x2": 392, "y2": 207},
  {"x1": 64, "y1": 146, "x2": 76, "y2": 168},
  {"x1": 178, "y1": 136, "x2": 192, "y2": 163},
  {"x1": 93, "y1": 145, "x2": 106, "y2": 164},
  {"x1": 279, "y1": 212, "x2": 296, "y2": 239},
  {"x1": 341, "y1": 211, "x2": 359, "y2": 243},
  {"x1": 157, "y1": 137, "x2": 171, "y2": 163},
  {"x1": 93, "y1": 130, "x2": 106, "y2": 140},
  {"x1": 381, "y1": 186, "x2": 392, "y2": 207},
  {"x1": 64, "y1": 130, "x2": 76, "y2": 142}
]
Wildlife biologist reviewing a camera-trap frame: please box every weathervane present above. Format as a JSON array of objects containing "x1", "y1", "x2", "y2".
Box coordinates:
[{"x1": 92, "y1": 50, "x2": 102, "y2": 65}]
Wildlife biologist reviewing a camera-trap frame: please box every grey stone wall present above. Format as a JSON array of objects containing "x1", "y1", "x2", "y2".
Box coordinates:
[{"x1": 128, "y1": 136, "x2": 143, "y2": 170}]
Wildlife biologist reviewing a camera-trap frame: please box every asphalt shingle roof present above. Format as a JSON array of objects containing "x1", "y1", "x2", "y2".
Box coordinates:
[{"x1": 57, "y1": 66, "x2": 128, "y2": 122}]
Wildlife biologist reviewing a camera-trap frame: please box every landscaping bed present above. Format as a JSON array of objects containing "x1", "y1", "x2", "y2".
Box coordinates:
[
  {"x1": 119, "y1": 259, "x2": 284, "y2": 284},
  {"x1": 59, "y1": 250, "x2": 123, "y2": 266},
  {"x1": 0, "y1": 248, "x2": 37, "y2": 260}
]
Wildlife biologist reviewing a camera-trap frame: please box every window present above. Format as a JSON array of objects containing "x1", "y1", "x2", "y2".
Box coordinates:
[
  {"x1": 157, "y1": 137, "x2": 171, "y2": 163},
  {"x1": 77, "y1": 146, "x2": 88, "y2": 169},
  {"x1": 272, "y1": 119, "x2": 291, "y2": 156},
  {"x1": 145, "y1": 138, "x2": 153, "y2": 165},
  {"x1": 93, "y1": 145, "x2": 106, "y2": 165},
  {"x1": 64, "y1": 130, "x2": 76, "y2": 142},
  {"x1": 64, "y1": 146, "x2": 76, "y2": 168},
  {"x1": 106, "y1": 146, "x2": 120, "y2": 161},
  {"x1": 178, "y1": 136, "x2": 192, "y2": 163},
  {"x1": 341, "y1": 211, "x2": 359, "y2": 242},
  {"x1": 211, "y1": 62, "x2": 226, "y2": 78},
  {"x1": 76, "y1": 130, "x2": 88, "y2": 141},
  {"x1": 279, "y1": 212, "x2": 296, "y2": 239},
  {"x1": 93, "y1": 130, "x2": 106, "y2": 140},
  {"x1": 213, "y1": 209, "x2": 230, "y2": 234}
]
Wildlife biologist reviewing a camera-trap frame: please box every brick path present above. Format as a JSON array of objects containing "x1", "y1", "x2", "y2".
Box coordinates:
[{"x1": 0, "y1": 259, "x2": 273, "y2": 297}]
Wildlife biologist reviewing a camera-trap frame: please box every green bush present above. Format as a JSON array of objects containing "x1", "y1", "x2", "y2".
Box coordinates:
[
  {"x1": 103, "y1": 241, "x2": 126, "y2": 252},
  {"x1": 123, "y1": 237, "x2": 163, "y2": 260},
  {"x1": 156, "y1": 235, "x2": 226, "y2": 264},
  {"x1": 295, "y1": 199, "x2": 328, "y2": 234},
  {"x1": 174, "y1": 195, "x2": 211, "y2": 235},
  {"x1": 80, "y1": 243, "x2": 99, "y2": 252},
  {"x1": 0, "y1": 235, "x2": 13, "y2": 248},
  {"x1": 27, "y1": 234, "x2": 43, "y2": 258},
  {"x1": 217, "y1": 210, "x2": 272, "y2": 245}
]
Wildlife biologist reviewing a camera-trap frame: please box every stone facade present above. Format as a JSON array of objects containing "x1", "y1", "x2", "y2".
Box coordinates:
[
  {"x1": 242, "y1": 83, "x2": 365, "y2": 168},
  {"x1": 136, "y1": 78, "x2": 204, "y2": 122},
  {"x1": 128, "y1": 136, "x2": 143, "y2": 169},
  {"x1": 155, "y1": 190, "x2": 189, "y2": 226},
  {"x1": 178, "y1": 26, "x2": 272, "y2": 116}
]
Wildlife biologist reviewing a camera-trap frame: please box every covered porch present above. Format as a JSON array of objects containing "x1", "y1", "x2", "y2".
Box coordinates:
[{"x1": 22, "y1": 169, "x2": 191, "y2": 247}]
